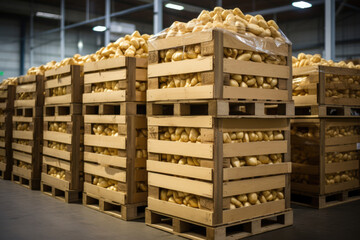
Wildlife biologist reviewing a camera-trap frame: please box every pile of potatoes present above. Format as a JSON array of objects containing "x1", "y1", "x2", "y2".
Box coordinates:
[
  {"x1": 326, "y1": 151, "x2": 359, "y2": 163},
  {"x1": 93, "y1": 176, "x2": 119, "y2": 191},
  {"x1": 27, "y1": 31, "x2": 150, "y2": 76},
  {"x1": 159, "y1": 73, "x2": 202, "y2": 89},
  {"x1": 136, "y1": 149, "x2": 148, "y2": 159},
  {"x1": 326, "y1": 126, "x2": 360, "y2": 138},
  {"x1": 293, "y1": 53, "x2": 360, "y2": 69},
  {"x1": 161, "y1": 154, "x2": 201, "y2": 166},
  {"x1": 49, "y1": 122, "x2": 67, "y2": 133},
  {"x1": 229, "y1": 74, "x2": 279, "y2": 89},
  {"x1": 291, "y1": 126, "x2": 319, "y2": 139},
  {"x1": 14, "y1": 139, "x2": 29, "y2": 145},
  {"x1": 325, "y1": 88, "x2": 360, "y2": 99},
  {"x1": 158, "y1": 7, "x2": 285, "y2": 42},
  {"x1": 159, "y1": 127, "x2": 201, "y2": 143},
  {"x1": 224, "y1": 48, "x2": 286, "y2": 65},
  {"x1": 223, "y1": 130, "x2": 284, "y2": 143},
  {"x1": 16, "y1": 123, "x2": 30, "y2": 131},
  {"x1": 92, "y1": 124, "x2": 118, "y2": 136},
  {"x1": 0, "y1": 77, "x2": 17, "y2": 89},
  {"x1": 18, "y1": 161, "x2": 31, "y2": 170},
  {"x1": 137, "y1": 129, "x2": 148, "y2": 138},
  {"x1": 291, "y1": 147, "x2": 318, "y2": 164},
  {"x1": 291, "y1": 173, "x2": 310, "y2": 184},
  {"x1": 292, "y1": 76, "x2": 310, "y2": 96},
  {"x1": 137, "y1": 182, "x2": 148, "y2": 192},
  {"x1": 48, "y1": 167, "x2": 65, "y2": 180},
  {"x1": 93, "y1": 146, "x2": 119, "y2": 156},
  {"x1": 325, "y1": 170, "x2": 358, "y2": 185},
  {"x1": 17, "y1": 92, "x2": 32, "y2": 100},
  {"x1": 91, "y1": 80, "x2": 147, "y2": 93},
  {"x1": 159, "y1": 188, "x2": 284, "y2": 209},
  {"x1": 50, "y1": 87, "x2": 66, "y2": 97},
  {"x1": 48, "y1": 141, "x2": 67, "y2": 151},
  {"x1": 228, "y1": 154, "x2": 283, "y2": 167}
]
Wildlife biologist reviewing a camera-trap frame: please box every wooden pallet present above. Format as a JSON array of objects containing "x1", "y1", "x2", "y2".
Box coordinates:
[
  {"x1": 41, "y1": 178, "x2": 81, "y2": 203},
  {"x1": 83, "y1": 102, "x2": 146, "y2": 116},
  {"x1": 291, "y1": 118, "x2": 360, "y2": 198},
  {"x1": 11, "y1": 166, "x2": 40, "y2": 190},
  {"x1": 146, "y1": 208, "x2": 293, "y2": 240},
  {"x1": 147, "y1": 116, "x2": 291, "y2": 226},
  {"x1": 293, "y1": 65, "x2": 360, "y2": 106},
  {"x1": 83, "y1": 113, "x2": 147, "y2": 205},
  {"x1": 83, "y1": 192, "x2": 146, "y2": 220},
  {"x1": 44, "y1": 65, "x2": 83, "y2": 105},
  {"x1": 294, "y1": 105, "x2": 360, "y2": 118},
  {"x1": 148, "y1": 100, "x2": 294, "y2": 117},
  {"x1": 292, "y1": 188, "x2": 360, "y2": 209},
  {"x1": 44, "y1": 103, "x2": 82, "y2": 116},
  {"x1": 0, "y1": 84, "x2": 15, "y2": 180},
  {"x1": 147, "y1": 29, "x2": 292, "y2": 102},
  {"x1": 83, "y1": 56, "x2": 147, "y2": 103}
]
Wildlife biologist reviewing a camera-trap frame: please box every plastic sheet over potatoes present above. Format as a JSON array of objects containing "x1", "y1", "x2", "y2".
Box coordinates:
[
  {"x1": 292, "y1": 53, "x2": 360, "y2": 69},
  {"x1": 159, "y1": 188, "x2": 284, "y2": 209},
  {"x1": 26, "y1": 31, "x2": 150, "y2": 75},
  {"x1": 48, "y1": 166, "x2": 66, "y2": 180},
  {"x1": 91, "y1": 80, "x2": 147, "y2": 93},
  {"x1": 152, "y1": 7, "x2": 287, "y2": 43},
  {"x1": 92, "y1": 175, "x2": 147, "y2": 192}
]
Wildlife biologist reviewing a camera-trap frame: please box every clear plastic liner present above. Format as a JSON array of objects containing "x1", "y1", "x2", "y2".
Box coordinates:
[{"x1": 149, "y1": 26, "x2": 291, "y2": 56}]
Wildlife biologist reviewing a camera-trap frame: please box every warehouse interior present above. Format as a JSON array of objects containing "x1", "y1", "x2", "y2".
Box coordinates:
[{"x1": 0, "y1": 0, "x2": 360, "y2": 239}]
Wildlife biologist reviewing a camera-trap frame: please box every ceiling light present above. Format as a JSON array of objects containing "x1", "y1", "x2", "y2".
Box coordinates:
[
  {"x1": 93, "y1": 26, "x2": 107, "y2": 32},
  {"x1": 292, "y1": 1, "x2": 312, "y2": 9},
  {"x1": 165, "y1": 3, "x2": 184, "y2": 11},
  {"x1": 36, "y1": 12, "x2": 61, "y2": 20}
]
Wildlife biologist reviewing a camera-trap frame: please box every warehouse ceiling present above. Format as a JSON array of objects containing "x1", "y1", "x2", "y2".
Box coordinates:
[{"x1": 0, "y1": 0, "x2": 359, "y2": 32}]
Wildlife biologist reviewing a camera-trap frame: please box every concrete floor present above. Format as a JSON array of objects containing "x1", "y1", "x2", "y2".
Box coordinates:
[{"x1": 1, "y1": 179, "x2": 359, "y2": 240}]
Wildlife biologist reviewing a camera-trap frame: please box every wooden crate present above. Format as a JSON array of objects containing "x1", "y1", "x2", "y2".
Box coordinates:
[
  {"x1": 11, "y1": 75, "x2": 44, "y2": 190},
  {"x1": 82, "y1": 102, "x2": 147, "y2": 220},
  {"x1": 83, "y1": 57, "x2": 147, "y2": 103},
  {"x1": 0, "y1": 85, "x2": 15, "y2": 180},
  {"x1": 147, "y1": 116, "x2": 292, "y2": 227},
  {"x1": 44, "y1": 65, "x2": 83, "y2": 105},
  {"x1": 147, "y1": 29, "x2": 292, "y2": 102},
  {"x1": 291, "y1": 118, "x2": 360, "y2": 208},
  {"x1": 40, "y1": 104, "x2": 83, "y2": 203},
  {"x1": 293, "y1": 65, "x2": 360, "y2": 107}
]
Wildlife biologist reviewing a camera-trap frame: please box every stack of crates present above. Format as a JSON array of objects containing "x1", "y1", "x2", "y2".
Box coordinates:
[
  {"x1": 0, "y1": 80, "x2": 16, "y2": 179},
  {"x1": 11, "y1": 75, "x2": 44, "y2": 190},
  {"x1": 82, "y1": 57, "x2": 148, "y2": 220},
  {"x1": 291, "y1": 65, "x2": 360, "y2": 208},
  {"x1": 41, "y1": 65, "x2": 84, "y2": 202},
  {"x1": 145, "y1": 29, "x2": 294, "y2": 239}
]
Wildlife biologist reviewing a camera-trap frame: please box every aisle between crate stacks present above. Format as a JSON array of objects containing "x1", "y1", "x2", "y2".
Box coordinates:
[
  {"x1": 0, "y1": 84, "x2": 16, "y2": 180},
  {"x1": 40, "y1": 104, "x2": 83, "y2": 203},
  {"x1": 146, "y1": 115, "x2": 293, "y2": 239},
  {"x1": 147, "y1": 29, "x2": 292, "y2": 103},
  {"x1": 291, "y1": 118, "x2": 360, "y2": 208},
  {"x1": 11, "y1": 74, "x2": 44, "y2": 190}
]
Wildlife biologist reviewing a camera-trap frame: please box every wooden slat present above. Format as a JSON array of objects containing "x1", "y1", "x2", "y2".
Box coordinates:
[
  {"x1": 148, "y1": 116, "x2": 213, "y2": 128},
  {"x1": 84, "y1": 163, "x2": 126, "y2": 182},
  {"x1": 43, "y1": 131, "x2": 72, "y2": 145},
  {"x1": 84, "y1": 134, "x2": 126, "y2": 149},
  {"x1": 83, "y1": 91, "x2": 126, "y2": 103},
  {"x1": 223, "y1": 86, "x2": 289, "y2": 101},
  {"x1": 41, "y1": 172, "x2": 70, "y2": 191},
  {"x1": 84, "y1": 115, "x2": 126, "y2": 124},
  {"x1": 45, "y1": 65, "x2": 71, "y2": 77},
  {"x1": 42, "y1": 155, "x2": 71, "y2": 171},
  {"x1": 84, "y1": 69, "x2": 127, "y2": 84},
  {"x1": 83, "y1": 152, "x2": 127, "y2": 168},
  {"x1": 45, "y1": 75, "x2": 71, "y2": 89},
  {"x1": 84, "y1": 182, "x2": 126, "y2": 205},
  {"x1": 147, "y1": 85, "x2": 214, "y2": 101},
  {"x1": 13, "y1": 151, "x2": 32, "y2": 164},
  {"x1": 43, "y1": 147, "x2": 71, "y2": 161},
  {"x1": 223, "y1": 141, "x2": 288, "y2": 158},
  {"x1": 12, "y1": 165, "x2": 31, "y2": 179},
  {"x1": 84, "y1": 57, "x2": 127, "y2": 72}
]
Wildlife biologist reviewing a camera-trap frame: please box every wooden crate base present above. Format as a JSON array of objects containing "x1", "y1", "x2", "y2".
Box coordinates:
[
  {"x1": 291, "y1": 188, "x2": 360, "y2": 209},
  {"x1": 44, "y1": 104, "x2": 82, "y2": 116},
  {"x1": 11, "y1": 173, "x2": 40, "y2": 190},
  {"x1": 145, "y1": 208, "x2": 293, "y2": 240},
  {"x1": 83, "y1": 192, "x2": 146, "y2": 221},
  {"x1": 40, "y1": 181, "x2": 82, "y2": 203},
  {"x1": 294, "y1": 105, "x2": 360, "y2": 118},
  {"x1": 148, "y1": 100, "x2": 294, "y2": 118}
]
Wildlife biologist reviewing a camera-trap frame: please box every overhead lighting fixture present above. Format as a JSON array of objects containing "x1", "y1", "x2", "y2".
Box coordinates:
[
  {"x1": 165, "y1": 3, "x2": 184, "y2": 11},
  {"x1": 292, "y1": 1, "x2": 312, "y2": 9},
  {"x1": 93, "y1": 26, "x2": 107, "y2": 32},
  {"x1": 36, "y1": 11, "x2": 61, "y2": 20}
]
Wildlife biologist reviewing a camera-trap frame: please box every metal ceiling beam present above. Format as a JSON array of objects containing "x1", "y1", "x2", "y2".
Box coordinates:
[
  {"x1": 154, "y1": 0, "x2": 163, "y2": 34},
  {"x1": 60, "y1": 0, "x2": 65, "y2": 59},
  {"x1": 324, "y1": 0, "x2": 335, "y2": 60},
  {"x1": 105, "y1": 0, "x2": 110, "y2": 45}
]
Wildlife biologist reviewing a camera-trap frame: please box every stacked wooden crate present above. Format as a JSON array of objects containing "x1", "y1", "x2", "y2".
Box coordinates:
[
  {"x1": 0, "y1": 82, "x2": 16, "y2": 179},
  {"x1": 82, "y1": 57, "x2": 148, "y2": 220},
  {"x1": 41, "y1": 65, "x2": 83, "y2": 202},
  {"x1": 11, "y1": 75, "x2": 44, "y2": 190},
  {"x1": 145, "y1": 29, "x2": 294, "y2": 240},
  {"x1": 291, "y1": 66, "x2": 360, "y2": 208}
]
